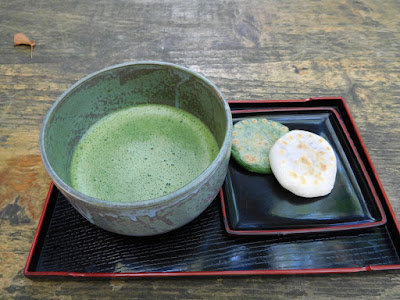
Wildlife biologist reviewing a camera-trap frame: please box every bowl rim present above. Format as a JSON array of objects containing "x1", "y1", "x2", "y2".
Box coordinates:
[{"x1": 40, "y1": 61, "x2": 233, "y2": 209}]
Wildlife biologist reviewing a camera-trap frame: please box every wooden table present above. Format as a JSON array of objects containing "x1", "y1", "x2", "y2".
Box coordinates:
[{"x1": 1, "y1": 0, "x2": 399, "y2": 298}]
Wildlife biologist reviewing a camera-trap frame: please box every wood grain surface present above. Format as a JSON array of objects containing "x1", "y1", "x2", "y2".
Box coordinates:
[{"x1": 1, "y1": 0, "x2": 399, "y2": 299}]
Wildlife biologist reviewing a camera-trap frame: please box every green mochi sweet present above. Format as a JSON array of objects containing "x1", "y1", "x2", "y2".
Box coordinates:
[{"x1": 231, "y1": 118, "x2": 289, "y2": 174}]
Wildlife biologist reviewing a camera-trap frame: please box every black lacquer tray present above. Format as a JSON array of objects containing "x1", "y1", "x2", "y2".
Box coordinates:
[
  {"x1": 222, "y1": 106, "x2": 385, "y2": 235},
  {"x1": 24, "y1": 98, "x2": 400, "y2": 278}
]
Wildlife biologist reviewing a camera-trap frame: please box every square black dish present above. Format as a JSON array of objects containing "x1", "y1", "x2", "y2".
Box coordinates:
[
  {"x1": 24, "y1": 98, "x2": 400, "y2": 278},
  {"x1": 222, "y1": 104, "x2": 386, "y2": 235}
]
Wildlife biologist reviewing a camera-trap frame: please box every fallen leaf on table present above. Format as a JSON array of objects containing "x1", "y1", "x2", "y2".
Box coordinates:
[{"x1": 14, "y1": 33, "x2": 36, "y2": 58}]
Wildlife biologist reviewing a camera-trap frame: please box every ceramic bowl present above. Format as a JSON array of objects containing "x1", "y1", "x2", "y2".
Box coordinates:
[{"x1": 40, "y1": 61, "x2": 232, "y2": 236}]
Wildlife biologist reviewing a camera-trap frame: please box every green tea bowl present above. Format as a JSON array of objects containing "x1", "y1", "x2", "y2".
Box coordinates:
[{"x1": 40, "y1": 61, "x2": 232, "y2": 236}]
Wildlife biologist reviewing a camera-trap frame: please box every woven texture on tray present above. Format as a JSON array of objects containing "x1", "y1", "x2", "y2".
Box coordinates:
[{"x1": 30, "y1": 192, "x2": 400, "y2": 274}]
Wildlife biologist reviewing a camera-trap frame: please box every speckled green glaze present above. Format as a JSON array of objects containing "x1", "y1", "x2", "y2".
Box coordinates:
[{"x1": 40, "y1": 61, "x2": 232, "y2": 236}]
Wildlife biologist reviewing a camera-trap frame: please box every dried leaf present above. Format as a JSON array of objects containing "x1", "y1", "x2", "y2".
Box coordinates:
[{"x1": 14, "y1": 33, "x2": 36, "y2": 58}]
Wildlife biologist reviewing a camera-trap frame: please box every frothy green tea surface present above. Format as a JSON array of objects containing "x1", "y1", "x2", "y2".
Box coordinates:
[{"x1": 70, "y1": 104, "x2": 219, "y2": 203}]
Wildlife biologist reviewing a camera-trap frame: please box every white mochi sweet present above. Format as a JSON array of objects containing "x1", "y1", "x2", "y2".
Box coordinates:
[{"x1": 269, "y1": 130, "x2": 337, "y2": 198}]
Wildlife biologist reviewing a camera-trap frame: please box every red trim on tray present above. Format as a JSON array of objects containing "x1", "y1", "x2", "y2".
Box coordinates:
[
  {"x1": 336, "y1": 97, "x2": 400, "y2": 234},
  {"x1": 227, "y1": 98, "x2": 313, "y2": 104},
  {"x1": 24, "y1": 266, "x2": 371, "y2": 278},
  {"x1": 369, "y1": 265, "x2": 400, "y2": 271},
  {"x1": 23, "y1": 182, "x2": 54, "y2": 276},
  {"x1": 227, "y1": 97, "x2": 343, "y2": 104},
  {"x1": 223, "y1": 104, "x2": 386, "y2": 235},
  {"x1": 313, "y1": 97, "x2": 400, "y2": 233}
]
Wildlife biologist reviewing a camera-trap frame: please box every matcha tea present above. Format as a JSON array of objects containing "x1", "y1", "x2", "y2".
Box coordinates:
[{"x1": 70, "y1": 104, "x2": 219, "y2": 203}]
